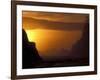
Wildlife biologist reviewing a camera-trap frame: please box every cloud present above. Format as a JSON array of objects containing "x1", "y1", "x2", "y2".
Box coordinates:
[
  {"x1": 22, "y1": 11, "x2": 89, "y2": 23},
  {"x1": 23, "y1": 17, "x2": 87, "y2": 30}
]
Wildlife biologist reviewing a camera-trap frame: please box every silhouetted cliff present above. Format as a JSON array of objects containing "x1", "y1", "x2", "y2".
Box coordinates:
[
  {"x1": 70, "y1": 22, "x2": 89, "y2": 60},
  {"x1": 22, "y1": 29, "x2": 42, "y2": 69}
]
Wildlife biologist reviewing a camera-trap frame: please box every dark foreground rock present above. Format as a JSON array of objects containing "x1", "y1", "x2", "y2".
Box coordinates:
[{"x1": 22, "y1": 29, "x2": 42, "y2": 69}]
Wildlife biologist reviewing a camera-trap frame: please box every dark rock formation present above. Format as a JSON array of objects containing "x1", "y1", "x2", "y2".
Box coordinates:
[
  {"x1": 22, "y1": 29, "x2": 42, "y2": 69},
  {"x1": 70, "y1": 22, "x2": 89, "y2": 60}
]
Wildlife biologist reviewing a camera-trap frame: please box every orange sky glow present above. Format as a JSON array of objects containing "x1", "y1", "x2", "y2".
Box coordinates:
[{"x1": 22, "y1": 11, "x2": 88, "y2": 60}]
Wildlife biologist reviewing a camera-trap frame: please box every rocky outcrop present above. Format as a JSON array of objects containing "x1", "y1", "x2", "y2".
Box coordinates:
[
  {"x1": 22, "y1": 29, "x2": 42, "y2": 69},
  {"x1": 70, "y1": 22, "x2": 89, "y2": 60}
]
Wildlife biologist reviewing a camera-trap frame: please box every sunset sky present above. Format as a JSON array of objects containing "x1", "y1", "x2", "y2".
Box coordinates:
[{"x1": 22, "y1": 11, "x2": 89, "y2": 61}]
